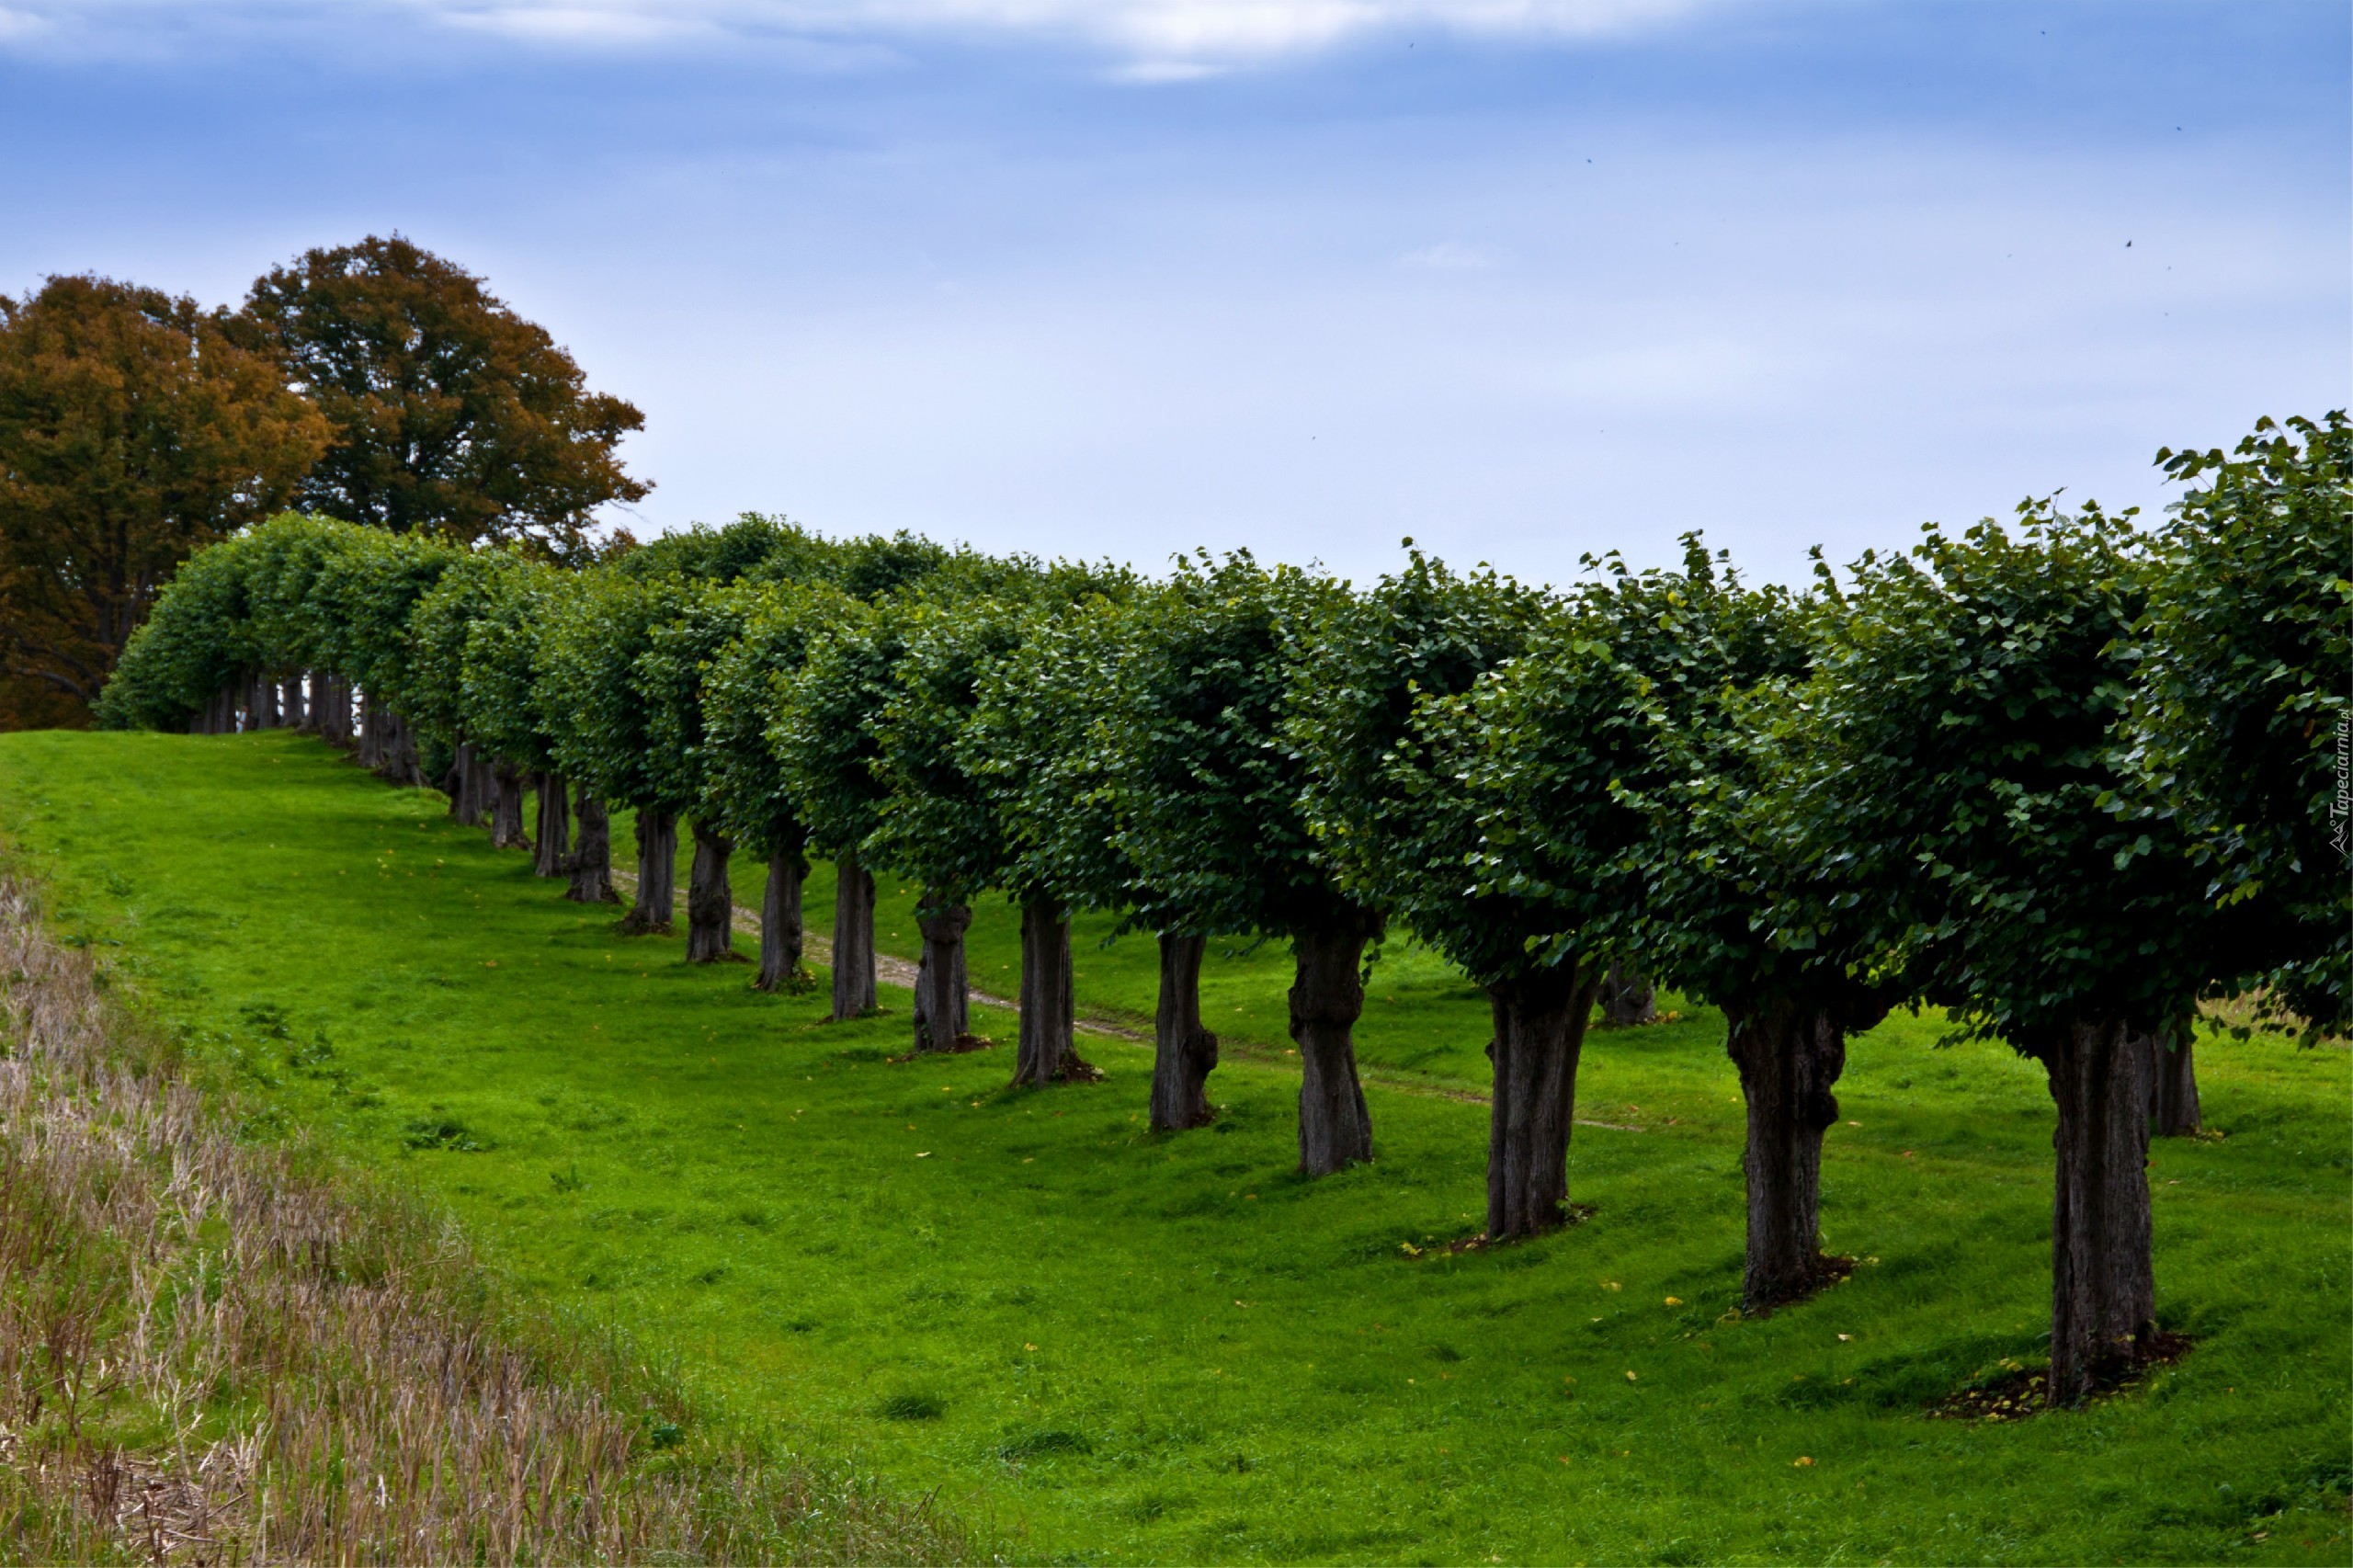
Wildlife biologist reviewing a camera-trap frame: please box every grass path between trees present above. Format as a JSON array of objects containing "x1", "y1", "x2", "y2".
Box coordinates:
[{"x1": 3, "y1": 729, "x2": 2347, "y2": 1564}]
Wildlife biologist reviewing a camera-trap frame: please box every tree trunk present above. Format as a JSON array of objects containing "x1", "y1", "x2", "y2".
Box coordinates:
[
  {"x1": 830, "y1": 847, "x2": 877, "y2": 1020},
  {"x1": 565, "y1": 788, "x2": 619, "y2": 903},
  {"x1": 756, "y1": 828, "x2": 810, "y2": 991},
  {"x1": 251, "y1": 672, "x2": 278, "y2": 729},
  {"x1": 203, "y1": 684, "x2": 237, "y2": 734},
  {"x1": 685, "y1": 821, "x2": 736, "y2": 961},
  {"x1": 369, "y1": 705, "x2": 422, "y2": 785},
  {"x1": 447, "y1": 743, "x2": 484, "y2": 824},
  {"x1": 533, "y1": 773, "x2": 570, "y2": 878},
  {"x1": 322, "y1": 677, "x2": 352, "y2": 744},
  {"x1": 2036, "y1": 1017, "x2": 2158, "y2": 1404},
  {"x1": 912, "y1": 895, "x2": 973, "y2": 1052},
  {"x1": 279, "y1": 675, "x2": 305, "y2": 730},
  {"x1": 490, "y1": 764, "x2": 532, "y2": 850},
  {"x1": 1150, "y1": 932, "x2": 1220, "y2": 1131},
  {"x1": 2147, "y1": 1026, "x2": 2200, "y2": 1137},
  {"x1": 619, "y1": 805, "x2": 677, "y2": 934},
  {"x1": 1724, "y1": 996, "x2": 1849, "y2": 1310},
  {"x1": 356, "y1": 694, "x2": 382, "y2": 766},
  {"x1": 1012, "y1": 898, "x2": 1091, "y2": 1085},
  {"x1": 1484, "y1": 962, "x2": 1597, "y2": 1239},
  {"x1": 1290, "y1": 911, "x2": 1378, "y2": 1176},
  {"x1": 1598, "y1": 957, "x2": 1656, "y2": 1027}
]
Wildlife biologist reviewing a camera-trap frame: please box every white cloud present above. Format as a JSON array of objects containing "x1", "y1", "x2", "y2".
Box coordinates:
[{"x1": 0, "y1": 0, "x2": 1696, "y2": 66}]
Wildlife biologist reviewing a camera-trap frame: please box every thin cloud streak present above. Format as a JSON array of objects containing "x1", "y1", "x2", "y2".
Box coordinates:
[{"x1": 1, "y1": 0, "x2": 1699, "y2": 66}]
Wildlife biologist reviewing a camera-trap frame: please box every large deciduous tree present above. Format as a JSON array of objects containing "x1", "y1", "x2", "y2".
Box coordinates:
[
  {"x1": 0, "y1": 275, "x2": 325, "y2": 722},
  {"x1": 239, "y1": 235, "x2": 647, "y2": 561}
]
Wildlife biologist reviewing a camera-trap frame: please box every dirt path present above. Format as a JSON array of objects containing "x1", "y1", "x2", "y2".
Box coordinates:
[
  {"x1": 608, "y1": 869, "x2": 1144, "y2": 1041},
  {"x1": 603, "y1": 868, "x2": 1646, "y2": 1129}
]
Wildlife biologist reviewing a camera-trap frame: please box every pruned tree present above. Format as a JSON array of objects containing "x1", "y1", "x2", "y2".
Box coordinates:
[
  {"x1": 1290, "y1": 544, "x2": 1561, "y2": 1227},
  {"x1": 408, "y1": 551, "x2": 529, "y2": 837},
  {"x1": 772, "y1": 597, "x2": 902, "y2": 1020},
  {"x1": 701, "y1": 581, "x2": 849, "y2": 989},
  {"x1": 1110, "y1": 553, "x2": 1375, "y2": 1174},
  {"x1": 970, "y1": 594, "x2": 1211, "y2": 1112},
  {"x1": 1620, "y1": 560, "x2": 1889, "y2": 1308},
  {"x1": 1775, "y1": 503, "x2": 2221, "y2": 1403},
  {"x1": 2129, "y1": 412, "x2": 2351, "y2": 1089},
  {"x1": 539, "y1": 571, "x2": 693, "y2": 933},
  {"x1": 637, "y1": 582, "x2": 767, "y2": 963},
  {"x1": 0, "y1": 275, "x2": 326, "y2": 722},
  {"x1": 864, "y1": 598, "x2": 1025, "y2": 1058}
]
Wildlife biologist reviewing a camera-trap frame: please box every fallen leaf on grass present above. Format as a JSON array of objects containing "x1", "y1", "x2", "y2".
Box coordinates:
[
  {"x1": 915, "y1": 1152, "x2": 932, "y2": 1158},
  {"x1": 1664, "y1": 1296, "x2": 1682, "y2": 1306},
  {"x1": 1793, "y1": 1456, "x2": 1814, "y2": 1467}
]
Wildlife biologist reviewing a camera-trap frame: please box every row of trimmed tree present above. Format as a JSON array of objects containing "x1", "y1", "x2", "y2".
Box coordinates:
[{"x1": 99, "y1": 412, "x2": 2347, "y2": 1404}]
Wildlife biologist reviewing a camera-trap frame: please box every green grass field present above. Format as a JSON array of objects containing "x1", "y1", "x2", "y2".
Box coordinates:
[{"x1": 3, "y1": 729, "x2": 2347, "y2": 1564}]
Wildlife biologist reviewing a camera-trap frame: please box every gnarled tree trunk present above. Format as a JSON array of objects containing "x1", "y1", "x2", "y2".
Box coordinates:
[
  {"x1": 1725, "y1": 996, "x2": 1851, "y2": 1310},
  {"x1": 1598, "y1": 958, "x2": 1656, "y2": 1027},
  {"x1": 912, "y1": 895, "x2": 972, "y2": 1052},
  {"x1": 533, "y1": 774, "x2": 570, "y2": 878},
  {"x1": 1150, "y1": 932, "x2": 1219, "y2": 1131},
  {"x1": 565, "y1": 788, "x2": 618, "y2": 903},
  {"x1": 1290, "y1": 910, "x2": 1378, "y2": 1176},
  {"x1": 1012, "y1": 898, "x2": 1090, "y2": 1085},
  {"x1": 2148, "y1": 1026, "x2": 2200, "y2": 1137},
  {"x1": 685, "y1": 821, "x2": 735, "y2": 962},
  {"x1": 279, "y1": 675, "x2": 305, "y2": 730},
  {"x1": 490, "y1": 764, "x2": 532, "y2": 851},
  {"x1": 2034, "y1": 1017, "x2": 2158, "y2": 1404},
  {"x1": 830, "y1": 847, "x2": 877, "y2": 1019},
  {"x1": 1485, "y1": 961, "x2": 1598, "y2": 1239},
  {"x1": 617, "y1": 804, "x2": 677, "y2": 934},
  {"x1": 756, "y1": 826, "x2": 810, "y2": 991}
]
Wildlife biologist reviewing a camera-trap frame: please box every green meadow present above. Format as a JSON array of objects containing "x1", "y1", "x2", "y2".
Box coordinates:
[{"x1": 2, "y1": 728, "x2": 2346, "y2": 1564}]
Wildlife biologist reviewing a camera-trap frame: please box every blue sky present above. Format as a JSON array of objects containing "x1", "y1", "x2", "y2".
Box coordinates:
[{"x1": 2, "y1": 1, "x2": 2345, "y2": 586}]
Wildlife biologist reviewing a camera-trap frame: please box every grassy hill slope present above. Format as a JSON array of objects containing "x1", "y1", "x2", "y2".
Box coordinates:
[{"x1": 3, "y1": 729, "x2": 2346, "y2": 1563}]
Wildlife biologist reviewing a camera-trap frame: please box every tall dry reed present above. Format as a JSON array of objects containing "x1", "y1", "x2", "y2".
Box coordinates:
[{"x1": 0, "y1": 875, "x2": 976, "y2": 1564}]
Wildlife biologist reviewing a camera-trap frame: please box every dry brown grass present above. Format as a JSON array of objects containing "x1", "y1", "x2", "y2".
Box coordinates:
[{"x1": 0, "y1": 874, "x2": 979, "y2": 1565}]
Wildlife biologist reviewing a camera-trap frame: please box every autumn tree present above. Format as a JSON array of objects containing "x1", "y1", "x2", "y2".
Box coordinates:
[
  {"x1": 239, "y1": 235, "x2": 647, "y2": 560},
  {"x1": 0, "y1": 274, "x2": 325, "y2": 722}
]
